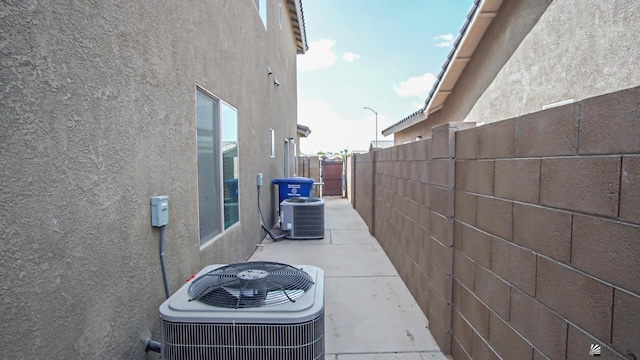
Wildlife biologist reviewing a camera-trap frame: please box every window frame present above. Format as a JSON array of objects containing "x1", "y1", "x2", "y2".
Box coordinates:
[
  {"x1": 254, "y1": 0, "x2": 267, "y2": 29},
  {"x1": 195, "y1": 86, "x2": 239, "y2": 247}
]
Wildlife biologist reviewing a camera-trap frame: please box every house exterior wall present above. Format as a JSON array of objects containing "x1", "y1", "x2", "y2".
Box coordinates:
[
  {"x1": 352, "y1": 86, "x2": 640, "y2": 359},
  {"x1": 0, "y1": 0, "x2": 301, "y2": 358},
  {"x1": 464, "y1": 0, "x2": 640, "y2": 125},
  {"x1": 394, "y1": 0, "x2": 640, "y2": 142}
]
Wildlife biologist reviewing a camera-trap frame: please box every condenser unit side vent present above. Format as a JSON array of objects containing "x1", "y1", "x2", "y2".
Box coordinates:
[{"x1": 280, "y1": 197, "x2": 324, "y2": 240}]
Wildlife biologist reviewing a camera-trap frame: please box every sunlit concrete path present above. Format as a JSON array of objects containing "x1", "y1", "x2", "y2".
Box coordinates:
[{"x1": 249, "y1": 197, "x2": 449, "y2": 360}]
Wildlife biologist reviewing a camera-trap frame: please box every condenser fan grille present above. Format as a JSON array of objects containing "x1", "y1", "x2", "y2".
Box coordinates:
[{"x1": 188, "y1": 262, "x2": 314, "y2": 308}]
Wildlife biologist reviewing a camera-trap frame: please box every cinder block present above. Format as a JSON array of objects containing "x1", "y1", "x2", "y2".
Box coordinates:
[
  {"x1": 536, "y1": 256, "x2": 613, "y2": 341},
  {"x1": 452, "y1": 310, "x2": 473, "y2": 354},
  {"x1": 566, "y1": 324, "x2": 624, "y2": 360},
  {"x1": 422, "y1": 182, "x2": 431, "y2": 207},
  {"x1": 453, "y1": 249, "x2": 475, "y2": 291},
  {"x1": 579, "y1": 86, "x2": 640, "y2": 155},
  {"x1": 513, "y1": 203, "x2": 572, "y2": 263},
  {"x1": 408, "y1": 199, "x2": 420, "y2": 223},
  {"x1": 474, "y1": 265, "x2": 510, "y2": 320},
  {"x1": 533, "y1": 349, "x2": 550, "y2": 360},
  {"x1": 430, "y1": 237, "x2": 453, "y2": 274},
  {"x1": 461, "y1": 224, "x2": 492, "y2": 268},
  {"x1": 418, "y1": 203, "x2": 430, "y2": 230},
  {"x1": 455, "y1": 160, "x2": 495, "y2": 195},
  {"x1": 453, "y1": 279, "x2": 461, "y2": 310},
  {"x1": 415, "y1": 139, "x2": 429, "y2": 161},
  {"x1": 516, "y1": 103, "x2": 579, "y2": 157},
  {"x1": 430, "y1": 261, "x2": 453, "y2": 303},
  {"x1": 430, "y1": 158, "x2": 455, "y2": 187},
  {"x1": 454, "y1": 220, "x2": 463, "y2": 250},
  {"x1": 428, "y1": 311, "x2": 452, "y2": 354},
  {"x1": 431, "y1": 210, "x2": 454, "y2": 246},
  {"x1": 432, "y1": 123, "x2": 457, "y2": 159},
  {"x1": 491, "y1": 237, "x2": 536, "y2": 296},
  {"x1": 472, "y1": 332, "x2": 500, "y2": 360},
  {"x1": 455, "y1": 190, "x2": 477, "y2": 226},
  {"x1": 540, "y1": 156, "x2": 621, "y2": 217},
  {"x1": 488, "y1": 312, "x2": 533, "y2": 360},
  {"x1": 456, "y1": 126, "x2": 478, "y2": 160},
  {"x1": 620, "y1": 155, "x2": 640, "y2": 224},
  {"x1": 612, "y1": 289, "x2": 640, "y2": 357},
  {"x1": 425, "y1": 138, "x2": 433, "y2": 161},
  {"x1": 430, "y1": 185, "x2": 455, "y2": 218},
  {"x1": 571, "y1": 215, "x2": 640, "y2": 294},
  {"x1": 477, "y1": 196, "x2": 513, "y2": 241},
  {"x1": 429, "y1": 286, "x2": 452, "y2": 330},
  {"x1": 478, "y1": 119, "x2": 517, "y2": 159},
  {"x1": 419, "y1": 161, "x2": 430, "y2": 184},
  {"x1": 417, "y1": 242, "x2": 431, "y2": 277},
  {"x1": 459, "y1": 285, "x2": 489, "y2": 339},
  {"x1": 494, "y1": 158, "x2": 541, "y2": 203},
  {"x1": 451, "y1": 338, "x2": 472, "y2": 360},
  {"x1": 510, "y1": 287, "x2": 568, "y2": 359}
]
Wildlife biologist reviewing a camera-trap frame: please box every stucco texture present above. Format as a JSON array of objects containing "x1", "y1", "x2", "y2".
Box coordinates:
[
  {"x1": 1, "y1": 0, "x2": 300, "y2": 358},
  {"x1": 465, "y1": 0, "x2": 640, "y2": 124}
]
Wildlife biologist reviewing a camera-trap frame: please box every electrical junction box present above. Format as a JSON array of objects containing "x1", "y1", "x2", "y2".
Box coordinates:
[{"x1": 151, "y1": 196, "x2": 169, "y2": 227}]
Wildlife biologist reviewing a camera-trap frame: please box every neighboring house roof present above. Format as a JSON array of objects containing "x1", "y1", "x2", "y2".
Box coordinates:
[
  {"x1": 286, "y1": 0, "x2": 308, "y2": 54},
  {"x1": 382, "y1": 0, "x2": 503, "y2": 136},
  {"x1": 297, "y1": 124, "x2": 311, "y2": 137},
  {"x1": 222, "y1": 141, "x2": 238, "y2": 156}
]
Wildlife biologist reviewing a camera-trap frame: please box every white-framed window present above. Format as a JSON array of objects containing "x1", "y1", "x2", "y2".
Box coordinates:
[
  {"x1": 279, "y1": 1, "x2": 283, "y2": 29},
  {"x1": 254, "y1": 0, "x2": 267, "y2": 29},
  {"x1": 196, "y1": 87, "x2": 239, "y2": 246},
  {"x1": 270, "y1": 128, "x2": 275, "y2": 158}
]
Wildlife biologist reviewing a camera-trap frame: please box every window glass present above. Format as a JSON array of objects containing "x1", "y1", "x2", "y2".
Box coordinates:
[
  {"x1": 254, "y1": 0, "x2": 267, "y2": 28},
  {"x1": 221, "y1": 102, "x2": 239, "y2": 229},
  {"x1": 195, "y1": 89, "x2": 239, "y2": 245}
]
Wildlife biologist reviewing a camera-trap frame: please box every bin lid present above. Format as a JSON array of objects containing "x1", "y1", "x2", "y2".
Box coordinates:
[
  {"x1": 272, "y1": 177, "x2": 314, "y2": 185},
  {"x1": 283, "y1": 197, "x2": 322, "y2": 203}
]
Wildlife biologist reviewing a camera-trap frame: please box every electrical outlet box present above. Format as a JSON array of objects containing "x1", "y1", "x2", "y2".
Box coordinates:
[
  {"x1": 257, "y1": 173, "x2": 263, "y2": 186},
  {"x1": 151, "y1": 196, "x2": 169, "y2": 227}
]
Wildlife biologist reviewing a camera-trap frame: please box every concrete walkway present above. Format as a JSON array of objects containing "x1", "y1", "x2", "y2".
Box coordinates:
[{"x1": 249, "y1": 198, "x2": 448, "y2": 360}]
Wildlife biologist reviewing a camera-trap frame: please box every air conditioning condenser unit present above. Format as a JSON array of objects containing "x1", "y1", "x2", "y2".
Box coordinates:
[
  {"x1": 280, "y1": 197, "x2": 325, "y2": 239},
  {"x1": 159, "y1": 261, "x2": 324, "y2": 359}
]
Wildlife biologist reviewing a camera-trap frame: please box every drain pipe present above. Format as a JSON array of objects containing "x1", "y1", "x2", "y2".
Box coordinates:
[{"x1": 257, "y1": 173, "x2": 289, "y2": 240}]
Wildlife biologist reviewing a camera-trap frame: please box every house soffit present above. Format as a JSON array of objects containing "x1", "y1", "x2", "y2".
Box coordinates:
[
  {"x1": 382, "y1": 0, "x2": 503, "y2": 136},
  {"x1": 286, "y1": 0, "x2": 308, "y2": 54}
]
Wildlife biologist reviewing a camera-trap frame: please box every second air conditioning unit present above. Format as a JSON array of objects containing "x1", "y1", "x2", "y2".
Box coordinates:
[{"x1": 280, "y1": 197, "x2": 325, "y2": 239}]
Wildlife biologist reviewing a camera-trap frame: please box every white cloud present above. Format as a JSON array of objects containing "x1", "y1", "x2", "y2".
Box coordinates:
[
  {"x1": 410, "y1": 101, "x2": 425, "y2": 110},
  {"x1": 393, "y1": 73, "x2": 437, "y2": 98},
  {"x1": 297, "y1": 39, "x2": 337, "y2": 71},
  {"x1": 433, "y1": 33, "x2": 455, "y2": 48},
  {"x1": 297, "y1": 99, "x2": 392, "y2": 154},
  {"x1": 342, "y1": 52, "x2": 360, "y2": 62}
]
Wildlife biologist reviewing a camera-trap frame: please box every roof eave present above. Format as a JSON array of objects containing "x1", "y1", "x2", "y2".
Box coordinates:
[
  {"x1": 382, "y1": 0, "x2": 503, "y2": 136},
  {"x1": 381, "y1": 110, "x2": 427, "y2": 136},
  {"x1": 287, "y1": 0, "x2": 308, "y2": 54}
]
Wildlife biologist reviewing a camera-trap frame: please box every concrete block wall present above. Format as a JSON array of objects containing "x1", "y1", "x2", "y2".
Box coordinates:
[
  {"x1": 352, "y1": 152, "x2": 374, "y2": 230},
  {"x1": 352, "y1": 86, "x2": 640, "y2": 359}
]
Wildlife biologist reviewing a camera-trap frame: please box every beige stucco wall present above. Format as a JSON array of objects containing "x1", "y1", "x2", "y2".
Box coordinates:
[
  {"x1": 465, "y1": 0, "x2": 640, "y2": 124},
  {"x1": 395, "y1": 0, "x2": 640, "y2": 143},
  {"x1": 0, "y1": 0, "x2": 300, "y2": 358}
]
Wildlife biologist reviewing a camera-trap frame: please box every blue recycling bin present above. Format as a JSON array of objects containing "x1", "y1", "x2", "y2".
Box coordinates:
[{"x1": 272, "y1": 177, "x2": 314, "y2": 204}]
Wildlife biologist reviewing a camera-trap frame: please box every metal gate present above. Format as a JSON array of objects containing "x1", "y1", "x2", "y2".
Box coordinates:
[{"x1": 321, "y1": 160, "x2": 343, "y2": 196}]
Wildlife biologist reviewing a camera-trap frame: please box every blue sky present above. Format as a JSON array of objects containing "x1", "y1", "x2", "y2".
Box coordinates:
[{"x1": 296, "y1": 0, "x2": 473, "y2": 154}]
